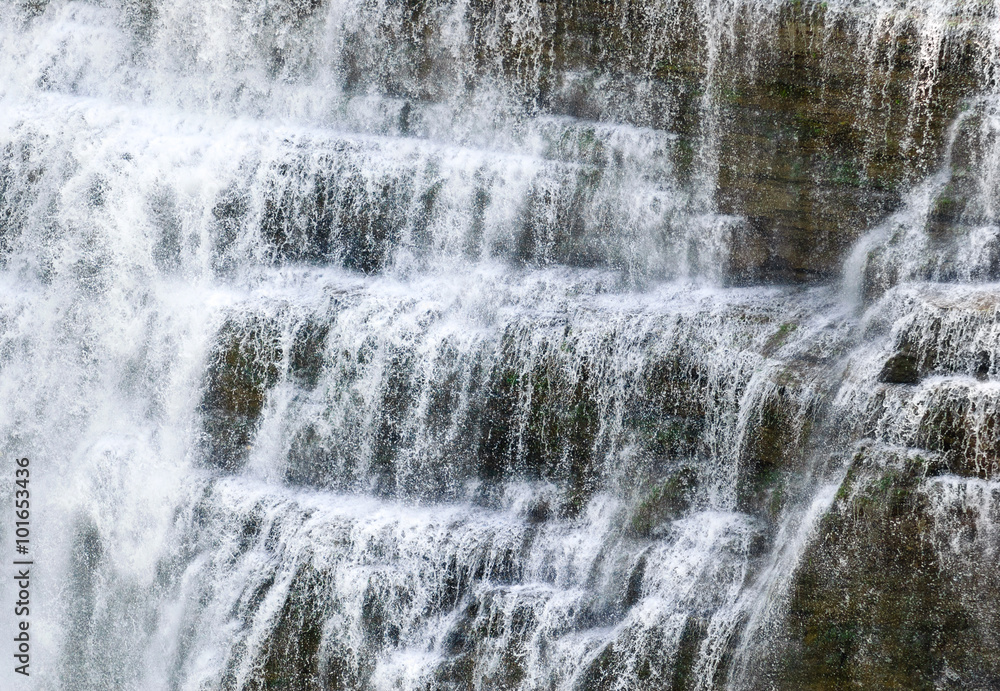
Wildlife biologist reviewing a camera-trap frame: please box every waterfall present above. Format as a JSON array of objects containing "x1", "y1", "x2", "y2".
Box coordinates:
[{"x1": 2, "y1": 0, "x2": 1000, "y2": 688}]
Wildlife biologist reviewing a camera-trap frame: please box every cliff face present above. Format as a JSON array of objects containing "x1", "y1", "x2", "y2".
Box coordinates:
[{"x1": 377, "y1": 0, "x2": 994, "y2": 283}]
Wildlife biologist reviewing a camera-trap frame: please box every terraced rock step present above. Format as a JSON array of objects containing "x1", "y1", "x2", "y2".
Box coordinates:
[
  {"x1": 157, "y1": 477, "x2": 765, "y2": 690},
  {"x1": 195, "y1": 269, "x2": 845, "y2": 514},
  {"x1": 4, "y1": 0, "x2": 999, "y2": 283},
  {"x1": 785, "y1": 450, "x2": 1000, "y2": 689},
  {"x1": 0, "y1": 98, "x2": 721, "y2": 280}
]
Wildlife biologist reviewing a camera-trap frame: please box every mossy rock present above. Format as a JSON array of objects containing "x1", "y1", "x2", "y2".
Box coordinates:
[
  {"x1": 256, "y1": 162, "x2": 416, "y2": 273},
  {"x1": 643, "y1": 353, "x2": 708, "y2": 420},
  {"x1": 359, "y1": 344, "x2": 418, "y2": 495},
  {"x1": 289, "y1": 321, "x2": 329, "y2": 389},
  {"x1": 434, "y1": 591, "x2": 537, "y2": 691},
  {"x1": 433, "y1": 600, "x2": 482, "y2": 689},
  {"x1": 576, "y1": 623, "x2": 691, "y2": 691},
  {"x1": 285, "y1": 424, "x2": 333, "y2": 487},
  {"x1": 780, "y1": 448, "x2": 1000, "y2": 689},
  {"x1": 763, "y1": 322, "x2": 799, "y2": 355},
  {"x1": 737, "y1": 387, "x2": 809, "y2": 517},
  {"x1": 878, "y1": 350, "x2": 921, "y2": 385},
  {"x1": 510, "y1": 164, "x2": 607, "y2": 269},
  {"x1": 877, "y1": 322, "x2": 943, "y2": 385},
  {"x1": 190, "y1": 0, "x2": 990, "y2": 283},
  {"x1": 626, "y1": 413, "x2": 704, "y2": 462},
  {"x1": 248, "y1": 563, "x2": 360, "y2": 691},
  {"x1": 628, "y1": 466, "x2": 698, "y2": 538},
  {"x1": 914, "y1": 387, "x2": 1000, "y2": 479},
  {"x1": 475, "y1": 339, "x2": 602, "y2": 514},
  {"x1": 201, "y1": 319, "x2": 283, "y2": 471},
  {"x1": 476, "y1": 363, "x2": 521, "y2": 486},
  {"x1": 333, "y1": 174, "x2": 413, "y2": 274},
  {"x1": 361, "y1": 574, "x2": 412, "y2": 649}
]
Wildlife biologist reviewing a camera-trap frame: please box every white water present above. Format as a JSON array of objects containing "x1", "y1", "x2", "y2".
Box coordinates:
[{"x1": 1, "y1": 0, "x2": 1000, "y2": 689}]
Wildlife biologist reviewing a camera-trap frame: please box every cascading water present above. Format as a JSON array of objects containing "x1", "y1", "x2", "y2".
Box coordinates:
[{"x1": 2, "y1": 0, "x2": 1000, "y2": 689}]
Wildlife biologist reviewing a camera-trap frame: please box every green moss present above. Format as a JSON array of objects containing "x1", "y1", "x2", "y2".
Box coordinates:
[
  {"x1": 475, "y1": 340, "x2": 606, "y2": 513},
  {"x1": 930, "y1": 180, "x2": 969, "y2": 223},
  {"x1": 737, "y1": 390, "x2": 806, "y2": 515},
  {"x1": 830, "y1": 161, "x2": 865, "y2": 188},
  {"x1": 720, "y1": 85, "x2": 742, "y2": 104},
  {"x1": 645, "y1": 416, "x2": 703, "y2": 458},
  {"x1": 765, "y1": 322, "x2": 798, "y2": 352},
  {"x1": 477, "y1": 363, "x2": 521, "y2": 486}
]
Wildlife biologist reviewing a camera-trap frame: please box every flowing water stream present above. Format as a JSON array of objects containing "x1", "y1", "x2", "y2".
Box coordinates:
[{"x1": 2, "y1": 0, "x2": 1000, "y2": 688}]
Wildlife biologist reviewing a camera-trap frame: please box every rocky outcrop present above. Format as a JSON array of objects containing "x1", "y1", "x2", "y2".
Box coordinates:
[
  {"x1": 782, "y1": 447, "x2": 1000, "y2": 690},
  {"x1": 201, "y1": 319, "x2": 283, "y2": 471}
]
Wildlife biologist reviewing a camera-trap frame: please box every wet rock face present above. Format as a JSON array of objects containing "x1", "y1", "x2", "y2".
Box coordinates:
[
  {"x1": 245, "y1": 284, "x2": 841, "y2": 521},
  {"x1": 737, "y1": 384, "x2": 809, "y2": 517},
  {"x1": 878, "y1": 346, "x2": 921, "y2": 384},
  {"x1": 201, "y1": 319, "x2": 283, "y2": 471},
  {"x1": 6, "y1": 1, "x2": 986, "y2": 285},
  {"x1": 254, "y1": 565, "x2": 329, "y2": 691},
  {"x1": 225, "y1": 0, "x2": 984, "y2": 284},
  {"x1": 186, "y1": 282, "x2": 853, "y2": 689},
  {"x1": 713, "y1": 14, "x2": 984, "y2": 284},
  {"x1": 858, "y1": 287, "x2": 1000, "y2": 479},
  {"x1": 783, "y1": 449, "x2": 1000, "y2": 690},
  {"x1": 460, "y1": 1, "x2": 986, "y2": 283},
  {"x1": 768, "y1": 284, "x2": 1000, "y2": 689},
  {"x1": 14, "y1": 0, "x2": 980, "y2": 286}
]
